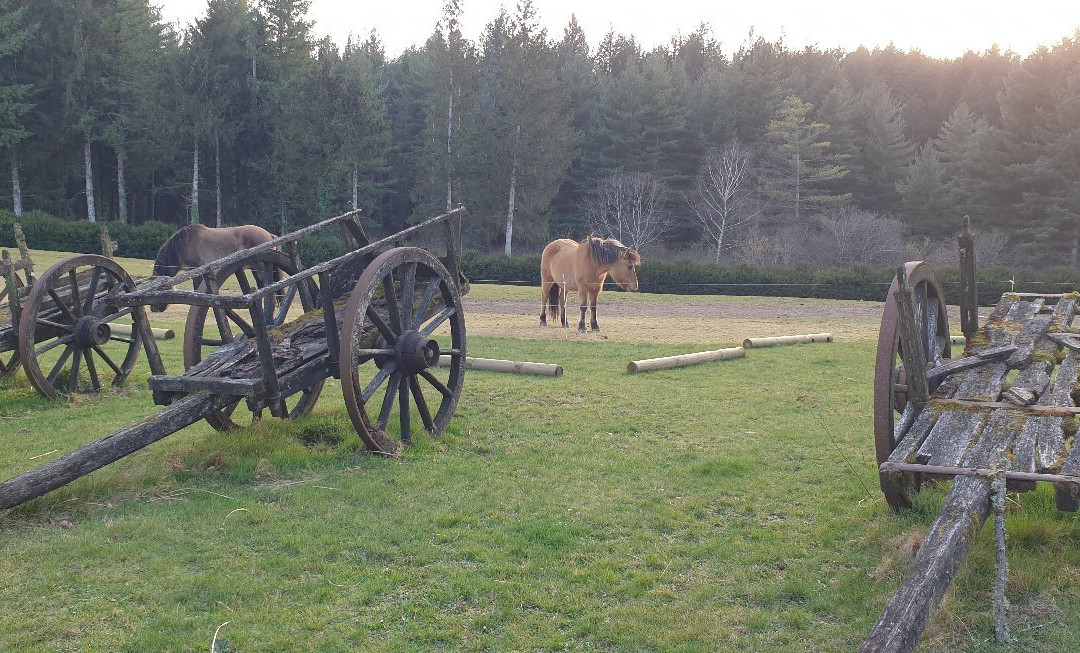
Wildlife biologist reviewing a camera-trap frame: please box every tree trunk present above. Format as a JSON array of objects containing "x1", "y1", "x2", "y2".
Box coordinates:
[
  {"x1": 504, "y1": 125, "x2": 520, "y2": 257},
  {"x1": 191, "y1": 140, "x2": 200, "y2": 224},
  {"x1": 84, "y1": 136, "x2": 96, "y2": 223},
  {"x1": 446, "y1": 65, "x2": 454, "y2": 211},
  {"x1": 215, "y1": 134, "x2": 222, "y2": 227},
  {"x1": 10, "y1": 158, "x2": 22, "y2": 217},
  {"x1": 351, "y1": 166, "x2": 358, "y2": 210},
  {"x1": 117, "y1": 148, "x2": 128, "y2": 224}
]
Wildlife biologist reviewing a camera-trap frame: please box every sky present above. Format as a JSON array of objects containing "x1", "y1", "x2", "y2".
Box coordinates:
[{"x1": 155, "y1": 0, "x2": 1080, "y2": 61}]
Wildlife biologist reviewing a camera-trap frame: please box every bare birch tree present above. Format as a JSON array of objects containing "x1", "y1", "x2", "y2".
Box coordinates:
[
  {"x1": 585, "y1": 170, "x2": 670, "y2": 248},
  {"x1": 688, "y1": 140, "x2": 761, "y2": 262}
]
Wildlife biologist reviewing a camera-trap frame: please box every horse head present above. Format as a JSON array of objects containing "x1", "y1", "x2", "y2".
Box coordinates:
[
  {"x1": 150, "y1": 226, "x2": 191, "y2": 312},
  {"x1": 610, "y1": 245, "x2": 641, "y2": 292}
]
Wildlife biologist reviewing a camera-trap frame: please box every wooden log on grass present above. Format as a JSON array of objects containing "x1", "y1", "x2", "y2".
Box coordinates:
[
  {"x1": 107, "y1": 322, "x2": 175, "y2": 341},
  {"x1": 627, "y1": 347, "x2": 745, "y2": 374},
  {"x1": 742, "y1": 333, "x2": 833, "y2": 349},
  {"x1": 437, "y1": 355, "x2": 563, "y2": 377}
]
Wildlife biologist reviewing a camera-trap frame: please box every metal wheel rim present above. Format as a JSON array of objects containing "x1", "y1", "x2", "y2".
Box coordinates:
[
  {"x1": 873, "y1": 261, "x2": 952, "y2": 505},
  {"x1": 339, "y1": 247, "x2": 466, "y2": 455},
  {"x1": 183, "y1": 251, "x2": 323, "y2": 431},
  {"x1": 17, "y1": 255, "x2": 142, "y2": 398}
]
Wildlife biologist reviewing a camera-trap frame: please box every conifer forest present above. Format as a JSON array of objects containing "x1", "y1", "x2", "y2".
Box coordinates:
[{"x1": 2, "y1": 0, "x2": 1080, "y2": 267}]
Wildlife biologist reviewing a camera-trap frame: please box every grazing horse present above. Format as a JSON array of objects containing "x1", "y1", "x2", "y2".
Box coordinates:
[
  {"x1": 539, "y1": 236, "x2": 641, "y2": 332},
  {"x1": 151, "y1": 223, "x2": 276, "y2": 312}
]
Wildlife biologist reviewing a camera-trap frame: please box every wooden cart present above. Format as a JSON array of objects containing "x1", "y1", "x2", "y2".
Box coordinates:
[
  {"x1": 1, "y1": 224, "x2": 154, "y2": 397},
  {"x1": 0, "y1": 207, "x2": 468, "y2": 509},
  {"x1": 864, "y1": 225, "x2": 1080, "y2": 651}
]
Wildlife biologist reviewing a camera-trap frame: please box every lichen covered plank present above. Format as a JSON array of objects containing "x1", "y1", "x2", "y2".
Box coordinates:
[{"x1": 916, "y1": 410, "x2": 988, "y2": 467}]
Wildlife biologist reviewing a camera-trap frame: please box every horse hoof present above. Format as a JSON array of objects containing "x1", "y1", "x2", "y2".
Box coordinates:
[
  {"x1": 591, "y1": 327, "x2": 600, "y2": 333},
  {"x1": 577, "y1": 327, "x2": 586, "y2": 334}
]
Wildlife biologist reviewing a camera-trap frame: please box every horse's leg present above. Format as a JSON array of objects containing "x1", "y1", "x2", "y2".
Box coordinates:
[
  {"x1": 577, "y1": 287, "x2": 588, "y2": 333},
  {"x1": 540, "y1": 280, "x2": 550, "y2": 326},
  {"x1": 590, "y1": 288, "x2": 600, "y2": 332},
  {"x1": 560, "y1": 284, "x2": 569, "y2": 328}
]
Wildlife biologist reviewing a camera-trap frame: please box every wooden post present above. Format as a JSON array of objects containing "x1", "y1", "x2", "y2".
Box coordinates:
[
  {"x1": 627, "y1": 347, "x2": 745, "y2": 373},
  {"x1": 99, "y1": 223, "x2": 117, "y2": 258},
  {"x1": 992, "y1": 466, "x2": 1010, "y2": 644},
  {"x1": 12, "y1": 223, "x2": 32, "y2": 283},
  {"x1": 959, "y1": 216, "x2": 978, "y2": 341},
  {"x1": 895, "y1": 266, "x2": 929, "y2": 407},
  {"x1": 741, "y1": 333, "x2": 832, "y2": 348},
  {"x1": 861, "y1": 475, "x2": 992, "y2": 652}
]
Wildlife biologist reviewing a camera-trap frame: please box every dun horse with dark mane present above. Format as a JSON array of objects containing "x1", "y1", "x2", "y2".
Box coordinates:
[
  {"x1": 539, "y1": 236, "x2": 641, "y2": 332},
  {"x1": 151, "y1": 223, "x2": 276, "y2": 312}
]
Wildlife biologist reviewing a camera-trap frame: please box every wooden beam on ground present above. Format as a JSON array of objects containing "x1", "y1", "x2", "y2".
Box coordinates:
[
  {"x1": 741, "y1": 333, "x2": 833, "y2": 348},
  {"x1": 437, "y1": 355, "x2": 563, "y2": 377},
  {"x1": 627, "y1": 347, "x2": 745, "y2": 374},
  {"x1": 107, "y1": 322, "x2": 175, "y2": 341},
  {"x1": 861, "y1": 475, "x2": 992, "y2": 653}
]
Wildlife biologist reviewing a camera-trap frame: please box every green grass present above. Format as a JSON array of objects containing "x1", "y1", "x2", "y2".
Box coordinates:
[{"x1": 1, "y1": 278, "x2": 1080, "y2": 651}]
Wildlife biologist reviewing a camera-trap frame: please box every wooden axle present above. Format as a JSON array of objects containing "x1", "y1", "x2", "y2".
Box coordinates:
[
  {"x1": 627, "y1": 347, "x2": 745, "y2": 374},
  {"x1": 438, "y1": 355, "x2": 563, "y2": 377},
  {"x1": 741, "y1": 333, "x2": 832, "y2": 348}
]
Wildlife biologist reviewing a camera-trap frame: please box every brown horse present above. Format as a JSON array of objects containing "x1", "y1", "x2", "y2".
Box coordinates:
[
  {"x1": 151, "y1": 223, "x2": 276, "y2": 312},
  {"x1": 539, "y1": 236, "x2": 641, "y2": 332}
]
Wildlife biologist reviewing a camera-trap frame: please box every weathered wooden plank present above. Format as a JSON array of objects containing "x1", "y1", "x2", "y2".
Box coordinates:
[
  {"x1": 1055, "y1": 430, "x2": 1080, "y2": 511},
  {"x1": 147, "y1": 375, "x2": 263, "y2": 396},
  {"x1": 1035, "y1": 416, "x2": 1067, "y2": 472},
  {"x1": 916, "y1": 410, "x2": 988, "y2": 467},
  {"x1": 896, "y1": 266, "x2": 929, "y2": 406},
  {"x1": 1010, "y1": 416, "x2": 1052, "y2": 476},
  {"x1": 1002, "y1": 360, "x2": 1052, "y2": 406},
  {"x1": 1006, "y1": 315, "x2": 1053, "y2": 368},
  {"x1": 861, "y1": 476, "x2": 992, "y2": 653},
  {"x1": 0, "y1": 392, "x2": 233, "y2": 509},
  {"x1": 1038, "y1": 351, "x2": 1080, "y2": 407},
  {"x1": 961, "y1": 410, "x2": 1020, "y2": 467},
  {"x1": 925, "y1": 345, "x2": 1016, "y2": 384},
  {"x1": 887, "y1": 408, "x2": 939, "y2": 465},
  {"x1": 954, "y1": 362, "x2": 1009, "y2": 402}
]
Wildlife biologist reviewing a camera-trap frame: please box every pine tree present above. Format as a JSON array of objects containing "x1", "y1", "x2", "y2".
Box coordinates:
[{"x1": 0, "y1": 0, "x2": 37, "y2": 216}]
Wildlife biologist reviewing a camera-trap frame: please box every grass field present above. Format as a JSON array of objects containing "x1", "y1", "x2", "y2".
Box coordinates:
[{"x1": 2, "y1": 250, "x2": 1080, "y2": 651}]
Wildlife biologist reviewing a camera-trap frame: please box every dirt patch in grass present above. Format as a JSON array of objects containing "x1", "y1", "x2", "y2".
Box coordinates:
[{"x1": 463, "y1": 292, "x2": 889, "y2": 344}]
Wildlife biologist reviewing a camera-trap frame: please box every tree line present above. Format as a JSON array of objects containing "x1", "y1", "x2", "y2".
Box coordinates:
[{"x1": 1, "y1": 0, "x2": 1078, "y2": 266}]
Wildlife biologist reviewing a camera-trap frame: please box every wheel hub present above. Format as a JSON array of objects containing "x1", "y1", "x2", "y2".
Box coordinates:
[
  {"x1": 75, "y1": 317, "x2": 111, "y2": 348},
  {"x1": 395, "y1": 330, "x2": 440, "y2": 375}
]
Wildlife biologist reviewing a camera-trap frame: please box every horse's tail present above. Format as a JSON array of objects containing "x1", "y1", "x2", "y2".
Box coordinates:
[{"x1": 545, "y1": 283, "x2": 560, "y2": 321}]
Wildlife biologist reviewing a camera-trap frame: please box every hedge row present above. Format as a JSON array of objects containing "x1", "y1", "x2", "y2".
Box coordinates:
[
  {"x1": 461, "y1": 251, "x2": 1080, "y2": 304},
  {"x1": 3, "y1": 212, "x2": 1079, "y2": 304}
]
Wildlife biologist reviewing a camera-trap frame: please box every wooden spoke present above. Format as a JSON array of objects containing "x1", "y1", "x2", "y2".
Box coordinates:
[
  {"x1": 399, "y1": 378, "x2": 411, "y2": 443},
  {"x1": 68, "y1": 269, "x2": 82, "y2": 318},
  {"x1": 410, "y1": 375, "x2": 435, "y2": 432},
  {"x1": 400, "y1": 262, "x2": 417, "y2": 329},
  {"x1": 412, "y1": 278, "x2": 443, "y2": 329},
  {"x1": 47, "y1": 345, "x2": 75, "y2": 385},
  {"x1": 83, "y1": 266, "x2": 102, "y2": 315},
  {"x1": 419, "y1": 369, "x2": 453, "y2": 399},
  {"x1": 418, "y1": 307, "x2": 456, "y2": 338},
  {"x1": 361, "y1": 362, "x2": 397, "y2": 403},
  {"x1": 378, "y1": 373, "x2": 401, "y2": 430},
  {"x1": 84, "y1": 349, "x2": 101, "y2": 391},
  {"x1": 68, "y1": 348, "x2": 81, "y2": 393},
  {"x1": 92, "y1": 345, "x2": 123, "y2": 376},
  {"x1": 381, "y1": 274, "x2": 402, "y2": 333},
  {"x1": 365, "y1": 305, "x2": 397, "y2": 344},
  {"x1": 35, "y1": 333, "x2": 74, "y2": 356},
  {"x1": 47, "y1": 288, "x2": 78, "y2": 324}
]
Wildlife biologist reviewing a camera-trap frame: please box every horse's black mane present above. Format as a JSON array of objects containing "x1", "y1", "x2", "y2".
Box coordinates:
[
  {"x1": 153, "y1": 224, "x2": 201, "y2": 276},
  {"x1": 583, "y1": 235, "x2": 639, "y2": 265}
]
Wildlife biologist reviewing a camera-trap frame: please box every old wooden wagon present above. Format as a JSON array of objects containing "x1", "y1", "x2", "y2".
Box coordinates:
[
  {"x1": 863, "y1": 225, "x2": 1080, "y2": 651},
  {"x1": 0, "y1": 207, "x2": 468, "y2": 509},
  {"x1": 1, "y1": 224, "x2": 155, "y2": 398}
]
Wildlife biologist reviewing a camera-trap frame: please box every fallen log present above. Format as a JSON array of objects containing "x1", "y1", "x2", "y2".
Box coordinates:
[
  {"x1": 626, "y1": 347, "x2": 745, "y2": 374},
  {"x1": 742, "y1": 333, "x2": 833, "y2": 348},
  {"x1": 437, "y1": 355, "x2": 562, "y2": 377},
  {"x1": 107, "y1": 322, "x2": 175, "y2": 341}
]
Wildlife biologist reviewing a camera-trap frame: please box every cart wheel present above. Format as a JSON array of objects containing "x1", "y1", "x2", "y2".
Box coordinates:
[
  {"x1": 184, "y1": 250, "x2": 323, "y2": 431},
  {"x1": 17, "y1": 255, "x2": 143, "y2": 398},
  {"x1": 339, "y1": 248, "x2": 466, "y2": 455},
  {"x1": 873, "y1": 261, "x2": 952, "y2": 509}
]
